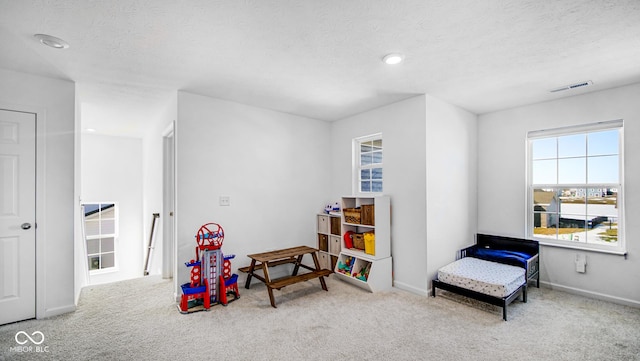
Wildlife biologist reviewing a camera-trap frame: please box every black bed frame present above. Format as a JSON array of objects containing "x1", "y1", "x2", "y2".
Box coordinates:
[{"x1": 431, "y1": 234, "x2": 540, "y2": 321}]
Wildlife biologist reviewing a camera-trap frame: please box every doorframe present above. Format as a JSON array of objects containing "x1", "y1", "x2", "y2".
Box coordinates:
[
  {"x1": 162, "y1": 121, "x2": 176, "y2": 286},
  {"x1": 1, "y1": 102, "x2": 47, "y2": 320}
]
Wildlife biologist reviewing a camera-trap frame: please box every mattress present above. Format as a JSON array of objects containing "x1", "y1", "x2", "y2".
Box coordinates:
[{"x1": 437, "y1": 257, "x2": 525, "y2": 298}]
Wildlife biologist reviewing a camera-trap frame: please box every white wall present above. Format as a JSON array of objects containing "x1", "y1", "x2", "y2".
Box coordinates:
[
  {"x1": 331, "y1": 95, "x2": 477, "y2": 294},
  {"x1": 0, "y1": 68, "x2": 76, "y2": 317},
  {"x1": 424, "y1": 94, "x2": 478, "y2": 285},
  {"x1": 81, "y1": 134, "x2": 143, "y2": 285},
  {"x1": 478, "y1": 83, "x2": 640, "y2": 306},
  {"x1": 331, "y1": 95, "x2": 430, "y2": 294},
  {"x1": 175, "y1": 91, "x2": 331, "y2": 294}
]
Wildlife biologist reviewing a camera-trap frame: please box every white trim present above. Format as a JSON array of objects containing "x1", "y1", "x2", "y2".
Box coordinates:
[
  {"x1": 162, "y1": 121, "x2": 174, "y2": 137},
  {"x1": 393, "y1": 280, "x2": 429, "y2": 296},
  {"x1": 43, "y1": 304, "x2": 76, "y2": 319},
  {"x1": 352, "y1": 133, "x2": 383, "y2": 196},
  {"x1": 88, "y1": 266, "x2": 120, "y2": 276},
  {"x1": 171, "y1": 120, "x2": 179, "y2": 297},
  {"x1": 526, "y1": 121, "x2": 624, "y2": 255},
  {"x1": 162, "y1": 121, "x2": 176, "y2": 280},
  {"x1": 539, "y1": 281, "x2": 640, "y2": 308},
  {"x1": 527, "y1": 119, "x2": 623, "y2": 138},
  {"x1": 538, "y1": 240, "x2": 627, "y2": 256}
]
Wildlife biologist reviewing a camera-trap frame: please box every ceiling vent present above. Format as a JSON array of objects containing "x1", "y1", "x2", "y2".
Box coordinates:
[{"x1": 550, "y1": 80, "x2": 593, "y2": 93}]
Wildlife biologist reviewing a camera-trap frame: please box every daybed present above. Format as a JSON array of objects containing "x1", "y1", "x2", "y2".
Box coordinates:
[{"x1": 432, "y1": 233, "x2": 539, "y2": 321}]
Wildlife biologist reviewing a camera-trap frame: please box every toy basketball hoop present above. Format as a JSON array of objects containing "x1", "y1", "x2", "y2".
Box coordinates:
[{"x1": 196, "y1": 222, "x2": 224, "y2": 250}]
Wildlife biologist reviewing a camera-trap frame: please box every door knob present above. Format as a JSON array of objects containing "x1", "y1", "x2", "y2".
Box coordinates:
[{"x1": 21, "y1": 223, "x2": 32, "y2": 230}]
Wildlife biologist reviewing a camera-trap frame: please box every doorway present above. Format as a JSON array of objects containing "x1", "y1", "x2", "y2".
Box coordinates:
[
  {"x1": 162, "y1": 122, "x2": 176, "y2": 281},
  {"x1": 0, "y1": 109, "x2": 36, "y2": 325}
]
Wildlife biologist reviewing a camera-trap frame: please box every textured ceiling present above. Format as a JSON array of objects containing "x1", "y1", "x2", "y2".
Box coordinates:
[{"x1": 1, "y1": 0, "x2": 640, "y2": 137}]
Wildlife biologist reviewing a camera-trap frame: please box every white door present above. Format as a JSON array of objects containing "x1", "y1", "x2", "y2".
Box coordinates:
[
  {"x1": 162, "y1": 128, "x2": 175, "y2": 279},
  {"x1": 0, "y1": 109, "x2": 36, "y2": 325}
]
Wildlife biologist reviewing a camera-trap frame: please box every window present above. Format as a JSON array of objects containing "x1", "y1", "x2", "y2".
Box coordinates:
[
  {"x1": 354, "y1": 134, "x2": 383, "y2": 194},
  {"x1": 82, "y1": 203, "x2": 117, "y2": 272},
  {"x1": 527, "y1": 120, "x2": 624, "y2": 254}
]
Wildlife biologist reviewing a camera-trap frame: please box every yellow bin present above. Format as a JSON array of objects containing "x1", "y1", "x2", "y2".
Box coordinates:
[{"x1": 364, "y1": 232, "x2": 375, "y2": 255}]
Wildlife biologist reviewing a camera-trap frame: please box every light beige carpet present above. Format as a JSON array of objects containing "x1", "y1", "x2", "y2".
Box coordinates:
[{"x1": 1, "y1": 274, "x2": 639, "y2": 360}]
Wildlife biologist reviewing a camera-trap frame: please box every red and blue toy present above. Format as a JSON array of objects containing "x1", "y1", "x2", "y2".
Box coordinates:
[{"x1": 179, "y1": 222, "x2": 240, "y2": 313}]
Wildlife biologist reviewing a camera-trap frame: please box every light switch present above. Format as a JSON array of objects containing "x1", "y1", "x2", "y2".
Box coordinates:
[{"x1": 219, "y1": 196, "x2": 230, "y2": 206}]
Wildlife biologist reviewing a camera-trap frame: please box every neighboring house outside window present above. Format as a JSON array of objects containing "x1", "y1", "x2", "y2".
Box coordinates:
[
  {"x1": 354, "y1": 134, "x2": 383, "y2": 194},
  {"x1": 527, "y1": 120, "x2": 624, "y2": 254},
  {"x1": 83, "y1": 203, "x2": 117, "y2": 272}
]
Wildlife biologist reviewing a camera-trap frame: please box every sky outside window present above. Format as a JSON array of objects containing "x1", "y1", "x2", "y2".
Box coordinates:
[{"x1": 532, "y1": 130, "x2": 618, "y2": 185}]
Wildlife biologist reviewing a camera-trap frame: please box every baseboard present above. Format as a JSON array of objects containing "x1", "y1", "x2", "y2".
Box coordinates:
[
  {"x1": 540, "y1": 281, "x2": 640, "y2": 308},
  {"x1": 393, "y1": 280, "x2": 429, "y2": 296},
  {"x1": 42, "y1": 304, "x2": 76, "y2": 319}
]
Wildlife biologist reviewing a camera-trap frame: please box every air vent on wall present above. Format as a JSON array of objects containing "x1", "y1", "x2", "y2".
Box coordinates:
[{"x1": 550, "y1": 80, "x2": 593, "y2": 93}]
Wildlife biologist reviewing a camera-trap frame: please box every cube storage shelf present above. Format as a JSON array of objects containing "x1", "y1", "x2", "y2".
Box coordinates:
[
  {"x1": 334, "y1": 195, "x2": 392, "y2": 292},
  {"x1": 317, "y1": 213, "x2": 341, "y2": 271}
]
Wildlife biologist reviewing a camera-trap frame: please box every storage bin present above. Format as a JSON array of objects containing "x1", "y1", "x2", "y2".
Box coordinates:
[
  {"x1": 364, "y1": 232, "x2": 375, "y2": 255},
  {"x1": 330, "y1": 235, "x2": 341, "y2": 254},
  {"x1": 361, "y1": 204, "x2": 375, "y2": 225},
  {"x1": 317, "y1": 214, "x2": 329, "y2": 233},
  {"x1": 318, "y1": 234, "x2": 328, "y2": 252},
  {"x1": 344, "y1": 208, "x2": 361, "y2": 224},
  {"x1": 330, "y1": 216, "x2": 341, "y2": 235},
  {"x1": 353, "y1": 233, "x2": 365, "y2": 250}
]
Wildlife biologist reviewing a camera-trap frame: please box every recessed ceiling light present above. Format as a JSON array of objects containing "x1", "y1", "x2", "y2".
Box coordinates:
[
  {"x1": 34, "y1": 34, "x2": 69, "y2": 49},
  {"x1": 382, "y1": 53, "x2": 404, "y2": 65},
  {"x1": 85, "y1": 128, "x2": 96, "y2": 133}
]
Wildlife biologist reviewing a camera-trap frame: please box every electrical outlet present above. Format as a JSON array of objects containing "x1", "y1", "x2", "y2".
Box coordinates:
[
  {"x1": 219, "y1": 196, "x2": 230, "y2": 206},
  {"x1": 575, "y1": 254, "x2": 587, "y2": 273}
]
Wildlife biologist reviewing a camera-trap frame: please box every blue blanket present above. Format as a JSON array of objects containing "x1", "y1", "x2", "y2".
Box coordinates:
[{"x1": 472, "y1": 248, "x2": 532, "y2": 268}]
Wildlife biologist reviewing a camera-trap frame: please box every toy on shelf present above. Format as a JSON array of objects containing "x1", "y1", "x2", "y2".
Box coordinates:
[
  {"x1": 178, "y1": 222, "x2": 240, "y2": 313},
  {"x1": 343, "y1": 231, "x2": 354, "y2": 249},
  {"x1": 363, "y1": 232, "x2": 375, "y2": 255},
  {"x1": 354, "y1": 262, "x2": 371, "y2": 281},
  {"x1": 325, "y1": 202, "x2": 341, "y2": 215},
  {"x1": 324, "y1": 204, "x2": 333, "y2": 214},
  {"x1": 336, "y1": 256, "x2": 355, "y2": 275}
]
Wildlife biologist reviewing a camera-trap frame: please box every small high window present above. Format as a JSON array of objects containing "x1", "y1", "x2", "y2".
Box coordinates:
[{"x1": 354, "y1": 134, "x2": 383, "y2": 194}]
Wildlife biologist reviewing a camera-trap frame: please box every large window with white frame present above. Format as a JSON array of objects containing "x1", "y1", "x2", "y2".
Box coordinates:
[
  {"x1": 527, "y1": 120, "x2": 624, "y2": 254},
  {"x1": 354, "y1": 134, "x2": 383, "y2": 194},
  {"x1": 82, "y1": 203, "x2": 117, "y2": 272}
]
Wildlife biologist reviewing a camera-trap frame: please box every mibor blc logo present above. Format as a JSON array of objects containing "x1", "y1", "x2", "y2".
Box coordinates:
[
  {"x1": 15, "y1": 331, "x2": 44, "y2": 345},
  {"x1": 9, "y1": 331, "x2": 50, "y2": 353}
]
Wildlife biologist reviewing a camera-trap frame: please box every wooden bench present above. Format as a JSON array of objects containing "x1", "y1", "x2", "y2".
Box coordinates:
[
  {"x1": 243, "y1": 246, "x2": 331, "y2": 307},
  {"x1": 268, "y1": 269, "x2": 332, "y2": 290}
]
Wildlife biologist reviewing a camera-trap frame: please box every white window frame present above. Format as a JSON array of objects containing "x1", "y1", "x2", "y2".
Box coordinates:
[
  {"x1": 526, "y1": 120, "x2": 625, "y2": 255},
  {"x1": 82, "y1": 202, "x2": 119, "y2": 274},
  {"x1": 353, "y1": 133, "x2": 383, "y2": 195}
]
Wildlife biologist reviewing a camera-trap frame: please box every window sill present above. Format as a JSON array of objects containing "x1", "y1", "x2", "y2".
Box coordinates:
[
  {"x1": 89, "y1": 267, "x2": 119, "y2": 276},
  {"x1": 537, "y1": 239, "x2": 627, "y2": 257}
]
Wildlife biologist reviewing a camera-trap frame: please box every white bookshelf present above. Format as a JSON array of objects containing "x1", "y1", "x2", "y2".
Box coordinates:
[{"x1": 334, "y1": 195, "x2": 392, "y2": 292}]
